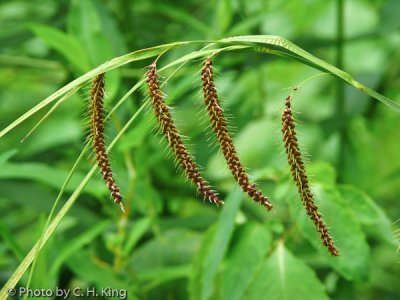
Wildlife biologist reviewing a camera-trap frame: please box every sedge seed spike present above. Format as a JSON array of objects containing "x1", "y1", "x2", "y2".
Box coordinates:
[
  {"x1": 282, "y1": 95, "x2": 339, "y2": 256},
  {"x1": 90, "y1": 73, "x2": 124, "y2": 210},
  {"x1": 147, "y1": 62, "x2": 223, "y2": 206},
  {"x1": 201, "y1": 58, "x2": 272, "y2": 211}
]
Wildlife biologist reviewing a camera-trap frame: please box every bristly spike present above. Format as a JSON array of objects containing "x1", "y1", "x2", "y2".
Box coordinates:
[
  {"x1": 282, "y1": 94, "x2": 339, "y2": 256},
  {"x1": 90, "y1": 73, "x2": 124, "y2": 210},
  {"x1": 201, "y1": 58, "x2": 272, "y2": 211},
  {"x1": 146, "y1": 62, "x2": 223, "y2": 207},
  {"x1": 119, "y1": 202, "x2": 126, "y2": 214}
]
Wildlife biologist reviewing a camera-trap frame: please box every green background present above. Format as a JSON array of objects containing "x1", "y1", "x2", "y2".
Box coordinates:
[{"x1": 0, "y1": 0, "x2": 399, "y2": 299}]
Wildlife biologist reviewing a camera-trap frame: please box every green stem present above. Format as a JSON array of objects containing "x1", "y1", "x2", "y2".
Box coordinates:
[{"x1": 336, "y1": 0, "x2": 346, "y2": 181}]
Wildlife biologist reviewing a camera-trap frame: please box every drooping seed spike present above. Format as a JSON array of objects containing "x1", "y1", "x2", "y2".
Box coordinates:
[
  {"x1": 90, "y1": 73, "x2": 124, "y2": 210},
  {"x1": 201, "y1": 58, "x2": 272, "y2": 211},
  {"x1": 282, "y1": 95, "x2": 339, "y2": 256},
  {"x1": 146, "y1": 62, "x2": 223, "y2": 206}
]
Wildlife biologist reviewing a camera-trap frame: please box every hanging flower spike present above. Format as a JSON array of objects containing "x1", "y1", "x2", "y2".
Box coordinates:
[
  {"x1": 282, "y1": 95, "x2": 339, "y2": 256},
  {"x1": 201, "y1": 58, "x2": 272, "y2": 211},
  {"x1": 90, "y1": 73, "x2": 125, "y2": 213},
  {"x1": 147, "y1": 62, "x2": 223, "y2": 206}
]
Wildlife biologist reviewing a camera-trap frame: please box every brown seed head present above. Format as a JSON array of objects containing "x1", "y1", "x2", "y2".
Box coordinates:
[
  {"x1": 201, "y1": 58, "x2": 272, "y2": 211},
  {"x1": 282, "y1": 95, "x2": 339, "y2": 256},
  {"x1": 147, "y1": 62, "x2": 223, "y2": 206},
  {"x1": 90, "y1": 74, "x2": 123, "y2": 209}
]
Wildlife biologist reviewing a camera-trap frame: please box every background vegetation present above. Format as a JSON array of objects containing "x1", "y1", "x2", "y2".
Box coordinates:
[{"x1": 1, "y1": 0, "x2": 400, "y2": 299}]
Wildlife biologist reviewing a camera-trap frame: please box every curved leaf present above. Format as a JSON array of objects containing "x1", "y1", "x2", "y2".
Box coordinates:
[
  {"x1": 245, "y1": 242, "x2": 329, "y2": 300},
  {"x1": 219, "y1": 223, "x2": 272, "y2": 300},
  {"x1": 221, "y1": 35, "x2": 400, "y2": 113}
]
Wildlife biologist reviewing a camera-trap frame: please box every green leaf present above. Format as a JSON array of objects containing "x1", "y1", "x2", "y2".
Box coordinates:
[
  {"x1": 235, "y1": 119, "x2": 281, "y2": 170},
  {"x1": 130, "y1": 228, "x2": 201, "y2": 292},
  {"x1": 221, "y1": 35, "x2": 400, "y2": 113},
  {"x1": 245, "y1": 242, "x2": 329, "y2": 300},
  {"x1": 67, "y1": 0, "x2": 121, "y2": 97},
  {"x1": 50, "y1": 220, "x2": 111, "y2": 276},
  {"x1": 0, "y1": 161, "x2": 103, "y2": 198},
  {"x1": 339, "y1": 185, "x2": 380, "y2": 224},
  {"x1": 0, "y1": 149, "x2": 18, "y2": 166},
  {"x1": 29, "y1": 23, "x2": 91, "y2": 72},
  {"x1": 137, "y1": 265, "x2": 191, "y2": 293},
  {"x1": 189, "y1": 187, "x2": 243, "y2": 300},
  {"x1": 217, "y1": 0, "x2": 233, "y2": 34},
  {"x1": 0, "y1": 220, "x2": 24, "y2": 261},
  {"x1": 308, "y1": 161, "x2": 337, "y2": 187},
  {"x1": 123, "y1": 218, "x2": 152, "y2": 256},
  {"x1": 219, "y1": 223, "x2": 272, "y2": 300},
  {"x1": 20, "y1": 117, "x2": 81, "y2": 156},
  {"x1": 340, "y1": 185, "x2": 397, "y2": 246},
  {"x1": 133, "y1": 178, "x2": 163, "y2": 214},
  {"x1": 151, "y1": 3, "x2": 211, "y2": 36},
  {"x1": 294, "y1": 186, "x2": 370, "y2": 281},
  {"x1": 66, "y1": 250, "x2": 134, "y2": 291},
  {"x1": 130, "y1": 229, "x2": 202, "y2": 277},
  {"x1": 118, "y1": 120, "x2": 153, "y2": 151}
]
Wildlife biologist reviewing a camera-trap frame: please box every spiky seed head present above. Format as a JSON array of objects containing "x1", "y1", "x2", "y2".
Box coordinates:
[
  {"x1": 90, "y1": 73, "x2": 124, "y2": 210},
  {"x1": 147, "y1": 62, "x2": 223, "y2": 206},
  {"x1": 201, "y1": 58, "x2": 272, "y2": 211},
  {"x1": 282, "y1": 95, "x2": 339, "y2": 256}
]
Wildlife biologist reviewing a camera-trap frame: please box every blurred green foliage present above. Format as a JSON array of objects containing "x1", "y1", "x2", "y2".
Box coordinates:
[{"x1": 1, "y1": 0, "x2": 400, "y2": 299}]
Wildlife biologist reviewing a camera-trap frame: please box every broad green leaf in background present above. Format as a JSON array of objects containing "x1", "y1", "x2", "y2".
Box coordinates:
[
  {"x1": 118, "y1": 119, "x2": 153, "y2": 150},
  {"x1": 50, "y1": 220, "x2": 111, "y2": 277},
  {"x1": 218, "y1": 222, "x2": 272, "y2": 300},
  {"x1": 380, "y1": 0, "x2": 400, "y2": 31},
  {"x1": 235, "y1": 119, "x2": 281, "y2": 170},
  {"x1": 29, "y1": 23, "x2": 90, "y2": 72},
  {"x1": 137, "y1": 265, "x2": 192, "y2": 293},
  {"x1": 133, "y1": 178, "x2": 163, "y2": 215},
  {"x1": 68, "y1": 0, "x2": 110, "y2": 66},
  {"x1": 123, "y1": 217, "x2": 152, "y2": 257},
  {"x1": 307, "y1": 162, "x2": 337, "y2": 187},
  {"x1": 217, "y1": 0, "x2": 233, "y2": 34},
  {"x1": 339, "y1": 185, "x2": 397, "y2": 246},
  {"x1": 128, "y1": 229, "x2": 202, "y2": 294},
  {"x1": 130, "y1": 229, "x2": 202, "y2": 272},
  {"x1": 150, "y1": 2, "x2": 211, "y2": 36},
  {"x1": 128, "y1": 229, "x2": 200, "y2": 293},
  {"x1": 0, "y1": 149, "x2": 18, "y2": 166},
  {"x1": 67, "y1": 0, "x2": 122, "y2": 98},
  {"x1": 189, "y1": 187, "x2": 243, "y2": 300},
  {"x1": 19, "y1": 117, "x2": 81, "y2": 156},
  {"x1": 245, "y1": 241, "x2": 329, "y2": 300},
  {"x1": 0, "y1": 220, "x2": 24, "y2": 261},
  {"x1": 339, "y1": 185, "x2": 381, "y2": 224},
  {"x1": 66, "y1": 250, "x2": 134, "y2": 291},
  {"x1": 0, "y1": 161, "x2": 103, "y2": 197}
]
